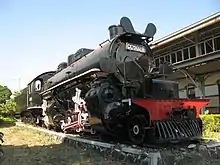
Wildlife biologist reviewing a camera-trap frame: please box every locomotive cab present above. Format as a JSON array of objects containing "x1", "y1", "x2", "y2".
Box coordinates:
[{"x1": 20, "y1": 71, "x2": 56, "y2": 125}]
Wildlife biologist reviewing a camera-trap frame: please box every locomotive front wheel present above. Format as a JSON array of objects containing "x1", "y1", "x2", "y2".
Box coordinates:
[{"x1": 128, "y1": 114, "x2": 147, "y2": 145}]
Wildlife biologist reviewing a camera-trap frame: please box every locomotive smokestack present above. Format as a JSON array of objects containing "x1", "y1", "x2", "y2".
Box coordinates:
[{"x1": 108, "y1": 25, "x2": 124, "y2": 39}]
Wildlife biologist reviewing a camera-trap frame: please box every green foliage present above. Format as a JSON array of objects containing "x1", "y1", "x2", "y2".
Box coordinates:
[
  {"x1": 200, "y1": 114, "x2": 220, "y2": 132},
  {"x1": 13, "y1": 90, "x2": 22, "y2": 98},
  {"x1": 0, "y1": 98, "x2": 17, "y2": 116},
  {"x1": 0, "y1": 85, "x2": 12, "y2": 104},
  {"x1": 0, "y1": 84, "x2": 16, "y2": 116},
  {"x1": 0, "y1": 87, "x2": 27, "y2": 117},
  {"x1": 200, "y1": 111, "x2": 220, "y2": 139},
  {"x1": 0, "y1": 115, "x2": 16, "y2": 123}
]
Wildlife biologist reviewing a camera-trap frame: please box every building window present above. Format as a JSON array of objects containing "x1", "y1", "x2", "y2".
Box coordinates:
[
  {"x1": 183, "y1": 48, "x2": 189, "y2": 60},
  {"x1": 165, "y1": 55, "x2": 170, "y2": 63},
  {"x1": 155, "y1": 58, "x2": 159, "y2": 67},
  {"x1": 186, "y1": 84, "x2": 196, "y2": 99},
  {"x1": 205, "y1": 39, "x2": 214, "y2": 54},
  {"x1": 171, "y1": 53, "x2": 176, "y2": 63},
  {"x1": 199, "y1": 42, "x2": 205, "y2": 55},
  {"x1": 214, "y1": 36, "x2": 220, "y2": 51},
  {"x1": 176, "y1": 51, "x2": 182, "y2": 62},
  {"x1": 189, "y1": 46, "x2": 196, "y2": 58},
  {"x1": 160, "y1": 56, "x2": 164, "y2": 64},
  {"x1": 188, "y1": 88, "x2": 196, "y2": 99}
]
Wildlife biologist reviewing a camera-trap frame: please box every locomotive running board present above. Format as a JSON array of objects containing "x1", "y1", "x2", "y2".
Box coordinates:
[{"x1": 151, "y1": 118, "x2": 202, "y2": 144}]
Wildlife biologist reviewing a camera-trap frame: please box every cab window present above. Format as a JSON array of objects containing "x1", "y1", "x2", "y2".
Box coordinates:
[{"x1": 35, "y1": 80, "x2": 42, "y2": 91}]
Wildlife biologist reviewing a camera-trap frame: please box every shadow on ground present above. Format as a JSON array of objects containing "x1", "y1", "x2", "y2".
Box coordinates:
[
  {"x1": 0, "y1": 143, "x2": 121, "y2": 165},
  {"x1": 0, "y1": 120, "x2": 15, "y2": 128}
]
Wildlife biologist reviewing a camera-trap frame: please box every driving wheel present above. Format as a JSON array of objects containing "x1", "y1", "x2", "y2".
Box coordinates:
[
  {"x1": 53, "y1": 114, "x2": 65, "y2": 132},
  {"x1": 21, "y1": 112, "x2": 35, "y2": 124},
  {"x1": 128, "y1": 114, "x2": 147, "y2": 145}
]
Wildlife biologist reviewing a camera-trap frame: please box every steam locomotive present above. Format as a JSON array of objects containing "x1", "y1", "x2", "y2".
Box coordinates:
[{"x1": 20, "y1": 17, "x2": 209, "y2": 145}]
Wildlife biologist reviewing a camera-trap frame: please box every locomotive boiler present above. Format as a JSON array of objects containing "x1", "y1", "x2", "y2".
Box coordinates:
[{"x1": 21, "y1": 16, "x2": 209, "y2": 145}]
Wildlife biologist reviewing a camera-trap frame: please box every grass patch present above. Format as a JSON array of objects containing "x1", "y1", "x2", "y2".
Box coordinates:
[
  {"x1": 0, "y1": 126, "x2": 121, "y2": 165},
  {"x1": 0, "y1": 115, "x2": 16, "y2": 128}
]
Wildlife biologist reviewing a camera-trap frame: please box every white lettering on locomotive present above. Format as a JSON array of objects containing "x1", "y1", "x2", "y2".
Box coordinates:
[{"x1": 125, "y1": 43, "x2": 146, "y2": 53}]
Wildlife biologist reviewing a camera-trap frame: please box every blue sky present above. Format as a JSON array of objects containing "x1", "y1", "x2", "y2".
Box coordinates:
[{"x1": 0, "y1": 0, "x2": 219, "y2": 92}]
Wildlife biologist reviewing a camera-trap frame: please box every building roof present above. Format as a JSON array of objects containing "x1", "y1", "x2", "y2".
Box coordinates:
[{"x1": 150, "y1": 12, "x2": 220, "y2": 49}]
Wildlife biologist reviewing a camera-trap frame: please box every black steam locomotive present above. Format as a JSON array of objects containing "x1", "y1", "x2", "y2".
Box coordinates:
[{"x1": 20, "y1": 17, "x2": 209, "y2": 145}]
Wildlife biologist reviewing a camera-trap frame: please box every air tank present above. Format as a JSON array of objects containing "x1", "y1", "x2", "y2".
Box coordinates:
[{"x1": 108, "y1": 25, "x2": 124, "y2": 39}]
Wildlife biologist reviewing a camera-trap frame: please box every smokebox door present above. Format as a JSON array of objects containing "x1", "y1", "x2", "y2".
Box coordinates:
[{"x1": 100, "y1": 58, "x2": 118, "y2": 73}]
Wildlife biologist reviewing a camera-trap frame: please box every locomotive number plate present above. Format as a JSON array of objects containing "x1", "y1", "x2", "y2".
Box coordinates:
[{"x1": 125, "y1": 43, "x2": 146, "y2": 53}]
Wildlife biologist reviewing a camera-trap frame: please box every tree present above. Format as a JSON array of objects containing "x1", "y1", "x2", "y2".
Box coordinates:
[
  {"x1": 0, "y1": 85, "x2": 12, "y2": 104},
  {"x1": 13, "y1": 91, "x2": 22, "y2": 98},
  {"x1": 0, "y1": 98, "x2": 17, "y2": 116}
]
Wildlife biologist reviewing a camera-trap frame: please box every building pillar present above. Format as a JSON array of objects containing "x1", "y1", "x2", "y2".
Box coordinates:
[
  {"x1": 194, "y1": 33, "x2": 200, "y2": 57},
  {"x1": 216, "y1": 80, "x2": 220, "y2": 113},
  {"x1": 197, "y1": 76, "x2": 206, "y2": 98},
  {"x1": 196, "y1": 76, "x2": 206, "y2": 114}
]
